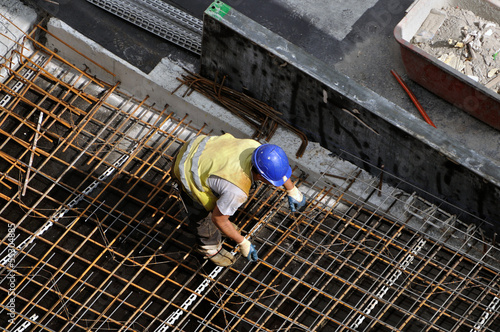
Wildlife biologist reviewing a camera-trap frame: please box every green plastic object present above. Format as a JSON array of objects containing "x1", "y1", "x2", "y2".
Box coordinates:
[{"x1": 206, "y1": 1, "x2": 231, "y2": 20}]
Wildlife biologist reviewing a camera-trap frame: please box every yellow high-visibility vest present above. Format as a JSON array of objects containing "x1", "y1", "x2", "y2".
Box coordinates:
[{"x1": 174, "y1": 133, "x2": 261, "y2": 211}]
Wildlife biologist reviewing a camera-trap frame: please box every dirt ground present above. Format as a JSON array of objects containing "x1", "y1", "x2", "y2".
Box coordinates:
[{"x1": 412, "y1": 6, "x2": 500, "y2": 94}]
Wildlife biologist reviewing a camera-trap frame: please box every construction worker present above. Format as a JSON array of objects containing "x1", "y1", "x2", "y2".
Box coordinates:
[{"x1": 172, "y1": 133, "x2": 306, "y2": 266}]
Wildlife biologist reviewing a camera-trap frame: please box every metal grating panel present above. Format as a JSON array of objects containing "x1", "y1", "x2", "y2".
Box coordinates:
[
  {"x1": 86, "y1": 0, "x2": 203, "y2": 55},
  {"x1": 0, "y1": 21, "x2": 500, "y2": 332}
]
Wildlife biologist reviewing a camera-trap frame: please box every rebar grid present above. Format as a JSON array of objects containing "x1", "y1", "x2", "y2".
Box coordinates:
[
  {"x1": 188, "y1": 165, "x2": 500, "y2": 332},
  {"x1": 0, "y1": 24, "x2": 499, "y2": 332}
]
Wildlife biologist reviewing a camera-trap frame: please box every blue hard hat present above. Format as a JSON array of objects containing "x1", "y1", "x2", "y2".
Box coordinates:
[{"x1": 252, "y1": 144, "x2": 292, "y2": 186}]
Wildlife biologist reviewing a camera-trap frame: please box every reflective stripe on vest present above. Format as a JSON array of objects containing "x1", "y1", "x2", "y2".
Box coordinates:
[{"x1": 178, "y1": 136, "x2": 210, "y2": 193}]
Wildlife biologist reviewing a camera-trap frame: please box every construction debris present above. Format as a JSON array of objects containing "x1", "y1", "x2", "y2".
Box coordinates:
[{"x1": 412, "y1": 6, "x2": 500, "y2": 94}]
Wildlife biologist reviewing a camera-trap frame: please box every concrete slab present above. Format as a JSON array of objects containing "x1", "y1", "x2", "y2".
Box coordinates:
[{"x1": 276, "y1": 0, "x2": 379, "y2": 40}]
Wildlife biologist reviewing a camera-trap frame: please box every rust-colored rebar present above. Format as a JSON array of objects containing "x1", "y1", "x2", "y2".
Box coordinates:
[{"x1": 174, "y1": 69, "x2": 308, "y2": 158}]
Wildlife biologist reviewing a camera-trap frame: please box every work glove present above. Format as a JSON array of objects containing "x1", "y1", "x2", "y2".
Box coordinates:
[
  {"x1": 207, "y1": 248, "x2": 236, "y2": 267},
  {"x1": 238, "y1": 238, "x2": 258, "y2": 262},
  {"x1": 287, "y1": 186, "x2": 306, "y2": 212}
]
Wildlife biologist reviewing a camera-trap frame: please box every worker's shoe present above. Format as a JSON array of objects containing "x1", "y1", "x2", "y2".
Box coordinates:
[{"x1": 205, "y1": 248, "x2": 235, "y2": 266}]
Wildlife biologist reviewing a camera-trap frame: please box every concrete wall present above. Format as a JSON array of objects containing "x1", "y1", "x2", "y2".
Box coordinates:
[{"x1": 200, "y1": 2, "x2": 500, "y2": 231}]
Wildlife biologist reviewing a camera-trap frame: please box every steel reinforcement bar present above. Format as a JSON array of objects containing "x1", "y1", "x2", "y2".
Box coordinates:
[{"x1": 0, "y1": 24, "x2": 499, "y2": 332}]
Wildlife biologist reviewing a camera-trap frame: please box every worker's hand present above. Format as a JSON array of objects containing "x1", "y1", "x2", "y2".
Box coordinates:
[
  {"x1": 238, "y1": 238, "x2": 258, "y2": 262},
  {"x1": 287, "y1": 186, "x2": 306, "y2": 212}
]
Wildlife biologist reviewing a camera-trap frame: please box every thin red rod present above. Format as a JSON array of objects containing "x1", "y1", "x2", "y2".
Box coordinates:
[{"x1": 391, "y1": 70, "x2": 437, "y2": 128}]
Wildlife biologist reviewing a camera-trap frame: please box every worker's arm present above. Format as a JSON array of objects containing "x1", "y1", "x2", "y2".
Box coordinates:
[
  {"x1": 212, "y1": 206, "x2": 244, "y2": 243},
  {"x1": 212, "y1": 206, "x2": 258, "y2": 261}
]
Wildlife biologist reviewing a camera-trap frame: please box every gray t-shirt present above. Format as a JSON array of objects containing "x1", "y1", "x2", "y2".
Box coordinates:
[{"x1": 207, "y1": 175, "x2": 248, "y2": 216}]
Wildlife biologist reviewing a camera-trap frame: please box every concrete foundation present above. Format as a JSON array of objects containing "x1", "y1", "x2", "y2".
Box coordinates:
[{"x1": 200, "y1": 2, "x2": 500, "y2": 231}]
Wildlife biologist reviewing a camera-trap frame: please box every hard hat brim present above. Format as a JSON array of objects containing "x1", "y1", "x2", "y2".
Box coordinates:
[{"x1": 262, "y1": 165, "x2": 292, "y2": 186}]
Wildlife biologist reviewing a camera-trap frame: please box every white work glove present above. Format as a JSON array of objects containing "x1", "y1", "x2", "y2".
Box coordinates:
[
  {"x1": 287, "y1": 186, "x2": 306, "y2": 212},
  {"x1": 238, "y1": 238, "x2": 258, "y2": 262}
]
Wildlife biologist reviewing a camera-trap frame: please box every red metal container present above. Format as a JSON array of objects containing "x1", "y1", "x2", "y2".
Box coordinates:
[{"x1": 394, "y1": 0, "x2": 500, "y2": 130}]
